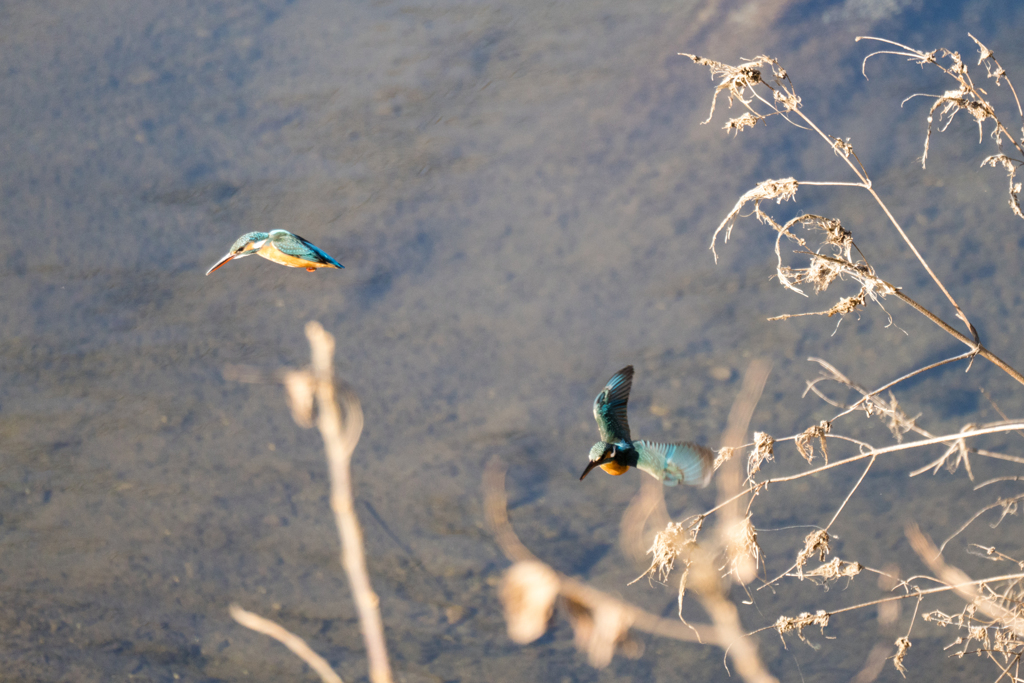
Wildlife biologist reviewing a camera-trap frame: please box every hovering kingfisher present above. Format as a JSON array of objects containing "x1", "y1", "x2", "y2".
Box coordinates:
[
  {"x1": 206, "y1": 230, "x2": 344, "y2": 275},
  {"x1": 579, "y1": 366, "x2": 715, "y2": 487}
]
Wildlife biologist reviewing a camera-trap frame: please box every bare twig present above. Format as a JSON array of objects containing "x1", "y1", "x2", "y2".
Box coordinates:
[
  {"x1": 303, "y1": 321, "x2": 393, "y2": 683},
  {"x1": 223, "y1": 323, "x2": 392, "y2": 683},
  {"x1": 906, "y1": 524, "x2": 1024, "y2": 636},
  {"x1": 672, "y1": 422, "x2": 1024, "y2": 537},
  {"x1": 229, "y1": 604, "x2": 344, "y2": 683},
  {"x1": 483, "y1": 457, "x2": 715, "y2": 668},
  {"x1": 685, "y1": 47, "x2": 1024, "y2": 383},
  {"x1": 642, "y1": 360, "x2": 777, "y2": 682}
]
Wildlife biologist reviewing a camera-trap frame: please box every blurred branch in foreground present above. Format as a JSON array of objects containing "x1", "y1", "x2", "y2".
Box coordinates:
[
  {"x1": 228, "y1": 321, "x2": 393, "y2": 683},
  {"x1": 487, "y1": 360, "x2": 777, "y2": 682},
  {"x1": 906, "y1": 523, "x2": 1024, "y2": 637},
  {"x1": 229, "y1": 604, "x2": 343, "y2": 683},
  {"x1": 484, "y1": 459, "x2": 712, "y2": 668}
]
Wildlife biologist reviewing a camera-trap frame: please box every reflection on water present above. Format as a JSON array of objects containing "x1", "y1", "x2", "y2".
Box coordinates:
[{"x1": 2, "y1": 0, "x2": 1024, "y2": 679}]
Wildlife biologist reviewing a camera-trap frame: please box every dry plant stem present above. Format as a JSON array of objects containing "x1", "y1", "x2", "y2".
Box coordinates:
[
  {"x1": 785, "y1": 248, "x2": 1022, "y2": 386},
  {"x1": 482, "y1": 458, "x2": 714, "y2": 644},
  {"x1": 758, "y1": 455, "x2": 876, "y2": 591},
  {"x1": 850, "y1": 644, "x2": 891, "y2": 683},
  {"x1": 694, "y1": 564, "x2": 777, "y2": 683},
  {"x1": 702, "y1": 52, "x2": 998, "y2": 357},
  {"x1": 938, "y1": 492, "x2": 1024, "y2": 554},
  {"x1": 482, "y1": 457, "x2": 539, "y2": 566},
  {"x1": 989, "y1": 653, "x2": 1020, "y2": 683},
  {"x1": 906, "y1": 524, "x2": 1024, "y2": 636},
  {"x1": 619, "y1": 476, "x2": 670, "y2": 566},
  {"x1": 866, "y1": 190, "x2": 978, "y2": 341},
  {"x1": 889, "y1": 290, "x2": 1024, "y2": 386},
  {"x1": 808, "y1": 359, "x2": 1024, "y2": 464},
  {"x1": 758, "y1": 424, "x2": 1024, "y2": 482},
  {"x1": 966, "y1": 32, "x2": 1024, "y2": 118},
  {"x1": 748, "y1": 571, "x2": 1024, "y2": 639},
  {"x1": 971, "y1": 449, "x2": 1024, "y2": 465},
  {"x1": 305, "y1": 322, "x2": 394, "y2": 683},
  {"x1": 748, "y1": 79, "x2": 979, "y2": 340},
  {"x1": 696, "y1": 359, "x2": 776, "y2": 683},
  {"x1": 824, "y1": 455, "x2": 876, "y2": 530},
  {"x1": 814, "y1": 351, "x2": 977, "y2": 423},
  {"x1": 719, "y1": 359, "x2": 773, "y2": 529},
  {"x1": 859, "y1": 36, "x2": 1024, "y2": 158},
  {"x1": 229, "y1": 604, "x2": 344, "y2": 683},
  {"x1": 694, "y1": 423, "x2": 1024, "y2": 526}
]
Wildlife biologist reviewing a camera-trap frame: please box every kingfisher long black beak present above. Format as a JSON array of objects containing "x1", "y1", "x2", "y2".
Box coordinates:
[
  {"x1": 579, "y1": 448, "x2": 617, "y2": 481},
  {"x1": 206, "y1": 252, "x2": 236, "y2": 276}
]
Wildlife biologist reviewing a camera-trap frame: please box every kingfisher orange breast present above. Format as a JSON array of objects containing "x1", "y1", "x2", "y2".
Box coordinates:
[
  {"x1": 259, "y1": 242, "x2": 325, "y2": 269},
  {"x1": 600, "y1": 461, "x2": 630, "y2": 476}
]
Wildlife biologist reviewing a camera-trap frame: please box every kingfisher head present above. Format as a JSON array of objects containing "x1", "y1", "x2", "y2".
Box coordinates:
[
  {"x1": 206, "y1": 232, "x2": 270, "y2": 275},
  {"x1": 580, "y1": 442, "x2": 632, "y2": 480},
  {"x1": 228, "y1": 231, "x2": 270, "y2": 254}
]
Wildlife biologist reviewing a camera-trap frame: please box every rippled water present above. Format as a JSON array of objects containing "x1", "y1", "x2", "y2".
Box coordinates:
[{"x1": 3, "y1": 0, "x2": 1024, "y2": 680}]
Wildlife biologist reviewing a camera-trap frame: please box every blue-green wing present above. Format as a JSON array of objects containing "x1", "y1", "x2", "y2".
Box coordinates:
[
  {"x1": 634, "y1": 440, "x2": 714, "y2": 487},
  {"x1": 270, "y1": 230, "x2": 344, "y2": 268},
  {"x1": 593, "y1": 366, "x2": 634, "y2": 443}
]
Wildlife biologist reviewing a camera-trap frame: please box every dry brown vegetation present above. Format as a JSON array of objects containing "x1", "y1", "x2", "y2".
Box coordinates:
[{"x1": 492, "y1": 36, "x2": 1024, "y2": 682}]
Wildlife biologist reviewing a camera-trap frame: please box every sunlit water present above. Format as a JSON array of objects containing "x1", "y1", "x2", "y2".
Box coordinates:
[{"x1": 2, "y1": 0, "x2": 1024, "y2": 680}]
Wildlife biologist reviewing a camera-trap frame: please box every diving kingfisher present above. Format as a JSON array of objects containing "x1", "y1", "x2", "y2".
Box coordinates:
[
  {"x1": 579, "y1": 366, "x2": 715, "y2": 487},
  {"x1": 206, "y1": 230, "x2": 344, "y2": 275}
]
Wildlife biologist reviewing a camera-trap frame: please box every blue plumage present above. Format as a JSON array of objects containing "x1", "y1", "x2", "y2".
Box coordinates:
[
  {"x1": 593, "y1": 365, "x2": 633, "y2": 445},
  {"x1": 580, "y1": 365, "x2": 715, "y2": 487},
  {"x1": 206, "y1": 229, "x2": 344, "y2": 275}
]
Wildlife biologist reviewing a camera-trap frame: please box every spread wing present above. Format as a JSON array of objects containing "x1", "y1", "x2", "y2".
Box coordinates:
[
  {"x1": 593, "y1": 366, "x2": 634, "y2": 443},
  {"x1": 634, "y1": 440, "x2": 714, "y2": 487}
]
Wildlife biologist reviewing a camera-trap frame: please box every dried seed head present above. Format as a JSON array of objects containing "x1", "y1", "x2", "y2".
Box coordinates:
[
  {"x1": 713, "y1": 446, "x2": 735, "y2": 472},
  {"x1": 563, "y1": 598, "x2": 640, "y2": 668},
  {"x1": 724, "y1": 112, "x2": 761, "y2": 134},
  {"x1": 711, "y1": 178, "x2": 799, "y2": 261},
  {"x1": 796, "y1": 530, "x2": 831, "y2": 578},
  {"x1": 892, "y1": 636, "x2": 912, "y2": 676},
  {"x1": 499, "y1": 561, "x2": 561, "y2": 644},
  {"x1": 802, "y1": 557, "x2": 864, "y2": 587},
  {"x1": 774, "y1": 610, "x2": 830, "y2": 645},
  {"x1": 746, "y1": 432, "x2": 775, "y2": 479},
  {"x1": 725, "y1": 516, "x2": 762, "y2": 585},
  {"x1": 831, "y1": 137, "x2": 854, "y2": 158},
  {"x1": 795, "y1": 421, "x2": 831, "y2": 464},
  {"x1": 644, "y1": 522, "x2": 695, "y2": 583}
]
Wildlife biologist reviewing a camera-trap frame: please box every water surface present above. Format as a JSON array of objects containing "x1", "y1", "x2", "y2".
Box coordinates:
[{"x1": 2, "y1": 0, "x2": 1024, "y2": 680}]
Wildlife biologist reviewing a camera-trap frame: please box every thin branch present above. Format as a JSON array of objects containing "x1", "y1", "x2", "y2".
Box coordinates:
[
  {"x1": 795, "y1": 181, "x2": 868, "y2": 188},
  {"x1": 819, "y1": 351, "x2": 978, "y2": 423},
  {"x1": 748, "y1": 571, "x2": 1024, "y2": 638},
  {"x1": 699, "y1": 424, "x2": 1024, "y2": 531},
  {"x1": 757, "y1": 453, "x2": 875, "y2": 591},
  {"x1": 906, "y1": 524, "x2": 1024, "y2": 636},
  {"x1": 938, "y1": 493, "x2": 1024, "y2": 554},
  {"x1": 483, "y1": 458, "x2": 715, "y2": 646},
  {"x1": 229, "y1": 604, "x2": 344, "y2": 683},
  {"x1": 305, "y1": 322, "x2": 394, "y2": 683}
]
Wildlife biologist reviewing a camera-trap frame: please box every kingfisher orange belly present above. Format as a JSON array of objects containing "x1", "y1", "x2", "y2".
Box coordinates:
[
  {"x1": 206, "y1": 229, "x2": 344, "y2": 275},
  {"x1": 579, "y1": 365, "x2": 715, "y2": 487}
]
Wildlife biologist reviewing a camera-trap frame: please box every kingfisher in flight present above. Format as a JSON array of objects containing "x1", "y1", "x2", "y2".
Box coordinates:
[
  {"x1": 206, "y1": 230, "x2": 344, "y2": 275},
  {"x1": 579, "y1": 366, "x2": 715, "y2": 487}
]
